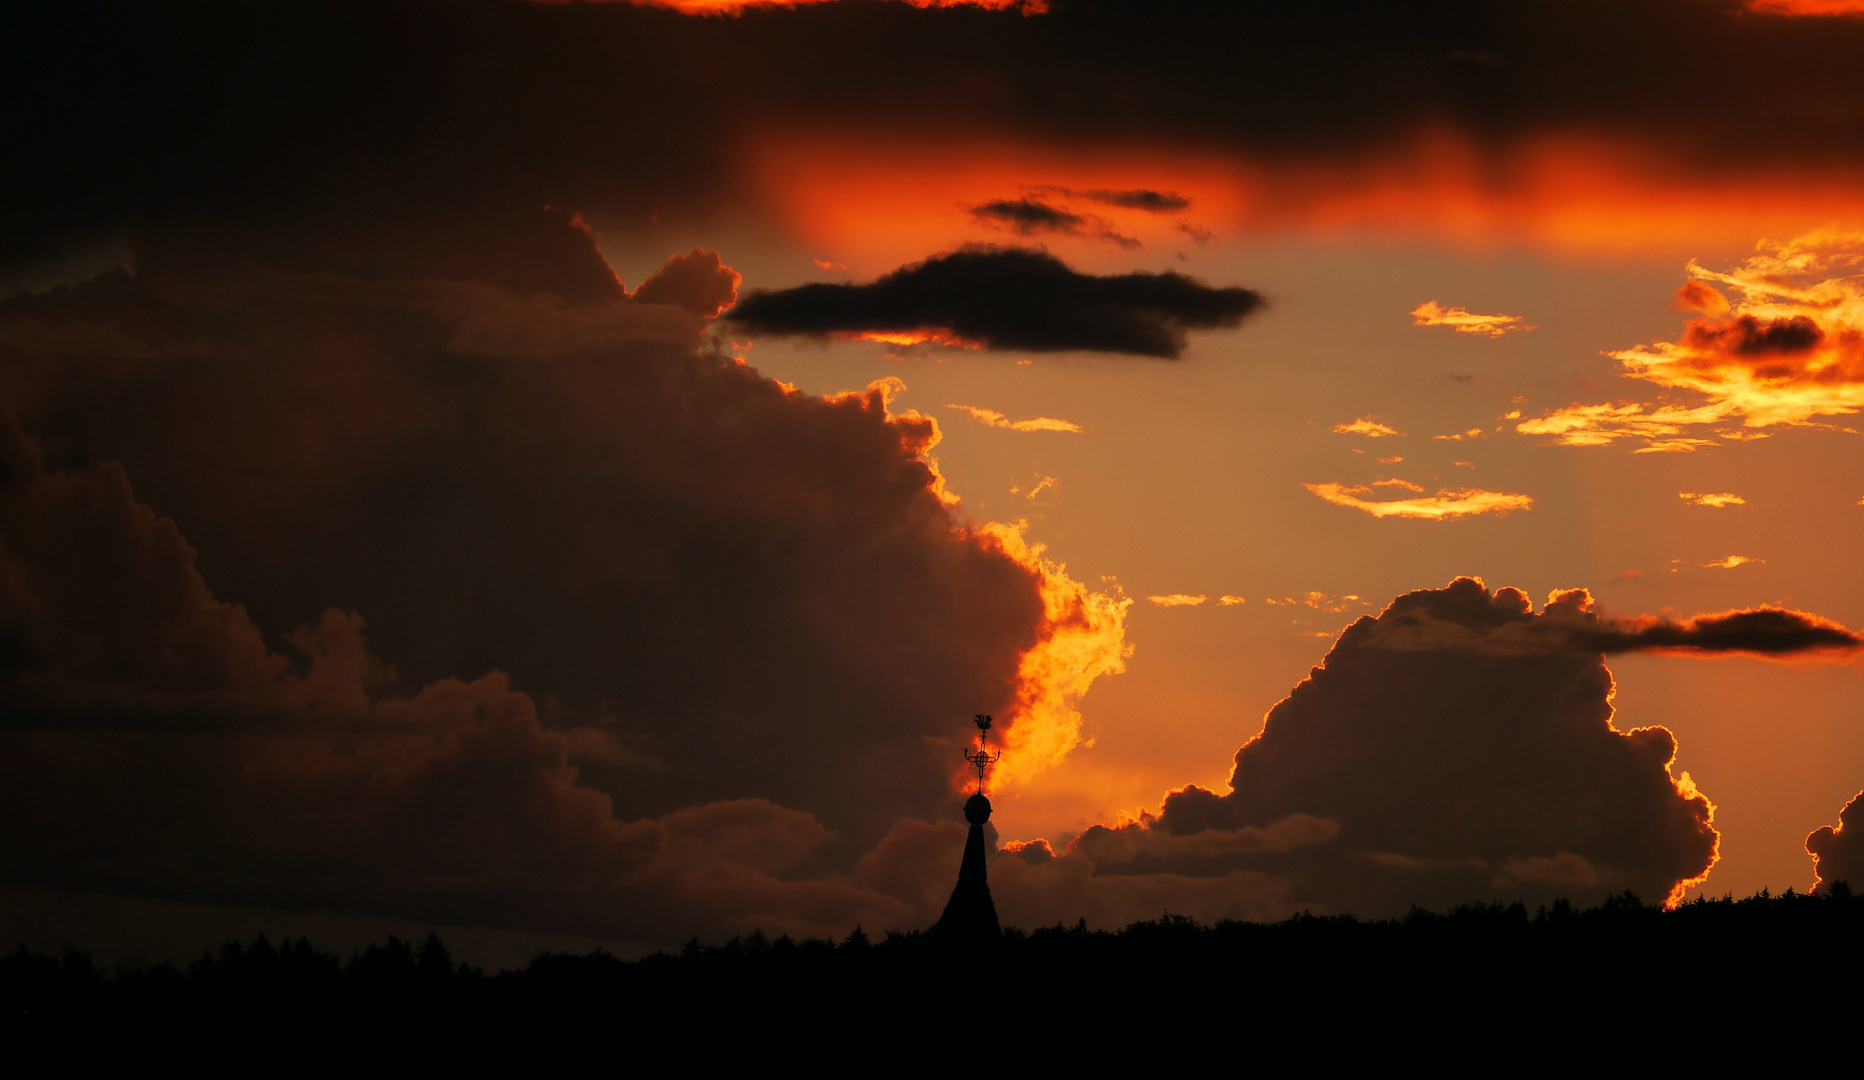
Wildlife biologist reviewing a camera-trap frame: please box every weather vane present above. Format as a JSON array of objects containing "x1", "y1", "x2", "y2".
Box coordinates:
[{"x1": 963, "y1": 713, "x2": 1001, "y2": 795}]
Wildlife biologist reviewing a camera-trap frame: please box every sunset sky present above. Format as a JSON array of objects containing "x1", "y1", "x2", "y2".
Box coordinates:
[{"x1": 6, "y1": 0, "x2": 1864, "y2": 963}]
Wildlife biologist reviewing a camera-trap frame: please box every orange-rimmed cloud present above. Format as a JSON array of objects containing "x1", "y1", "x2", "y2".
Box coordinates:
[
  {"x1": 1680, "y1": 491, "x2": 1746, "y2": 507},
  {"x1": 1703, "y1": 555, "x2": 1764, "y2": 569},
  {"x1": 945, "y1": 404, "x2": 1082, "y2": 433},
  {"x1": 1520, "y1": 229, "x2": 1864, "y2": 450},
  {"x1": 1333, "y1": 417, "x2": 1403, "y2": 437},
  {"x1": 1304, "y1": 482, "x2": 1533, "y2": 520},
  {"x1": 1410, "y1": 301, "x2": 1535, "y2": 337},
  {"x1": 1147, "y1": 594, "x2": 1208, "y2": 608},
  {"x1": 1434, "y1": 428, "x2": 1485, "y2": 441}
]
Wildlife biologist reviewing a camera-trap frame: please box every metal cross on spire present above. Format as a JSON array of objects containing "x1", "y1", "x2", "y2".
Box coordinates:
[{"x1": 963, "y1": 713, "x2": 1001, "y2": 795}]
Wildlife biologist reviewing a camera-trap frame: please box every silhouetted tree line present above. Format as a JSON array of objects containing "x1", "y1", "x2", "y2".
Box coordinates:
[{"x1": 7, "y1": 885, "x2": 1857, "y2": 1059}]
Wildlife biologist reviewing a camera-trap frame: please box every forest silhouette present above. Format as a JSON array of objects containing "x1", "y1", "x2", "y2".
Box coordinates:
[{"x1": 7, "y1": 884, "x2": 1857, "y2": 1058}]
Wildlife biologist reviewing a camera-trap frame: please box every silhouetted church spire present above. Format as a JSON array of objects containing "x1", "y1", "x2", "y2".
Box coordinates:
[{"x1": 935, "y1": 714, "x2": 1002, "y2": 941}]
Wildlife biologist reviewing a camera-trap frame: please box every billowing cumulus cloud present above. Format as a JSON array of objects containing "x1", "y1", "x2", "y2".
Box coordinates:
[
  {"x1": 1304, "y1": 482, "x2": 1534, "y2": 520},
  {"x1": 969, "y1": 199, "x2": 1137, "y2": 249},
  {"x1": 1806, "y1": 790, "x2": 1864, "y2": 892},
  {"x1": 1410, "y1": 301, "x2": 1535, "y2": 337},
  {"x1": 995, "y1": 579, "x2": 1724, "y2": 916},
  {"x1": 970, "y1": 580, "x2": 1864, "y2": 923},
  {"x1": 0, "y1": 232, "x2": 1135, "y2": 944},
  {"x1": 1521, "y1": 230, "x2": 1864, "y2": 449},
  {"x1": 945, "y1": 404, "x2": 1083, "y2": 433},
  {"x1": 724, "y1": 247, "x2": 1263, "y2": 358}
]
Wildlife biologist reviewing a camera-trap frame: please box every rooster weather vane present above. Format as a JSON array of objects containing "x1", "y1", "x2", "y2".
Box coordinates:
[{"x1": 963, "y1": 713, "x2": 1001, "y2": 795}]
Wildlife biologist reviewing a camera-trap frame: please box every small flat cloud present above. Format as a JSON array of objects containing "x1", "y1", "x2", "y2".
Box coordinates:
[
  {"x1": 1023, "y1": 475, "x2": 1058, "y2": 498},
  {"x1": 1148, "y1": 594, "x2": 1209, "y2": 607},
  {"x1": 1703, "y1": 555, "x2": 1764, "y2": 568},
  {"x1": 1176, "y1": 223, "x2": 1216, "y2": 245},
  {"x1": 1217, "y1": 595, "x2": 1247, "y2": 605},
  {"x1": 945, "y1": 404, "x2": 1082, "y2": 433},
  {"x1": 1304, "y1": 482, "x2": 1534, "y2": 520},
  {"x1": 970, "y1": 198, "x2": 1138, "y2": 249},
  {"x1": 726, "y1": 246, "x2": 1264, "y2": 359},
  {"x1": 1333, "y1": 416, "x2": 1404, "y2": 437},
  {"x1": 1028, "y1": 186, "x2": 1191, "y2": 213},
  {"x1": 1434, "y1": 428, "x2": 1485, "y2": 441},
  {"x1": 1680, "y1": 491, "x2": 1746, "y2": 507},
  {"x1": 1411, "y1": 300, "x2": 1536, "y2": 337}
]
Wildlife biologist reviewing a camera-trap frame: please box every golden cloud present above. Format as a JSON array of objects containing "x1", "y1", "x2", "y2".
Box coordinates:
[
  {"x1": 1410, "y1": 300, "x2": 1535, "y2": 337},
  {"x1": 1147, "y1": 593, "x2": 1209, "y2": 607},
  {"x1": 1333, "y1": 416, "x2": 1404, "y2": 437},
  {"x1": 1680, "y1": 491, "x2": 1746, "y2": 507},
  {"x1": 945, "y1": 404, "x2": 1083, "y2": 433},
  {"x1": 1703, "y1": 555, "x2": 1764, "y2": 569},
  {"x1": 1304, "y1": 482, "x2": 1534, "y2": 520},
  {"x1": 1520, "y1": 229, "x2": 1864, "y2": 450}
]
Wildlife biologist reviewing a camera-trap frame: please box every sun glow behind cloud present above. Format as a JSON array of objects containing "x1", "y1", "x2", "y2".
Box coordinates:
[
  {"x1": 749, "y1": 132, "x2": 1864, "y2": 271},
  {"x1": 984, "y1": 524, "x2": 1131, "y2": 788},
  {"x1": 1745, "y1": 0, "x2": 1864, "y2": 14}
]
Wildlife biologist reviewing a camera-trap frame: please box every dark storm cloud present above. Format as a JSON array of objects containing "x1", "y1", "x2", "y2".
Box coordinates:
[
  {"x1": 1807, "y1": 789, "x2": 1864, "y2": 892},
  {"x1": 725, "y1": 246, "x2": 1264, "y2": 357},
  {"x1": 14, "y1": 2, "x2": 1864, "y2": 282},
  {"x1": 1100, "y1": 578, "x2": 1723, "y2": 913},
  {"x1": 0, "y1": 244, "x2": 1144, "y2": 943},
  {"x1": 0, "y1": 242, "x2": 1081, "y2": 861},
  {"x1": 858, "y1": 578, "x2": 1793, "y2": 925}
]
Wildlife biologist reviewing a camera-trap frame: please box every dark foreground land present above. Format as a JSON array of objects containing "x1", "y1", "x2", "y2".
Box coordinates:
[{"x1": 7, "y1": 887, "x2": 1860, "y2": 1061}]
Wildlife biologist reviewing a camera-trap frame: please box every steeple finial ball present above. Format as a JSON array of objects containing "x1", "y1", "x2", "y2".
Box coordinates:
[
  {"x1": 964, "y1": 792, "x2": 992, "y2": 824},
  {"x1": 974, "y1": 714, "x2": 993, "y2": 732}
]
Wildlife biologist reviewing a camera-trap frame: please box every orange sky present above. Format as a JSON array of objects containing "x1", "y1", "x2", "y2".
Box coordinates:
[{"x1": 673, "y1": 135, "x2": 1864, "y2": 901}]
